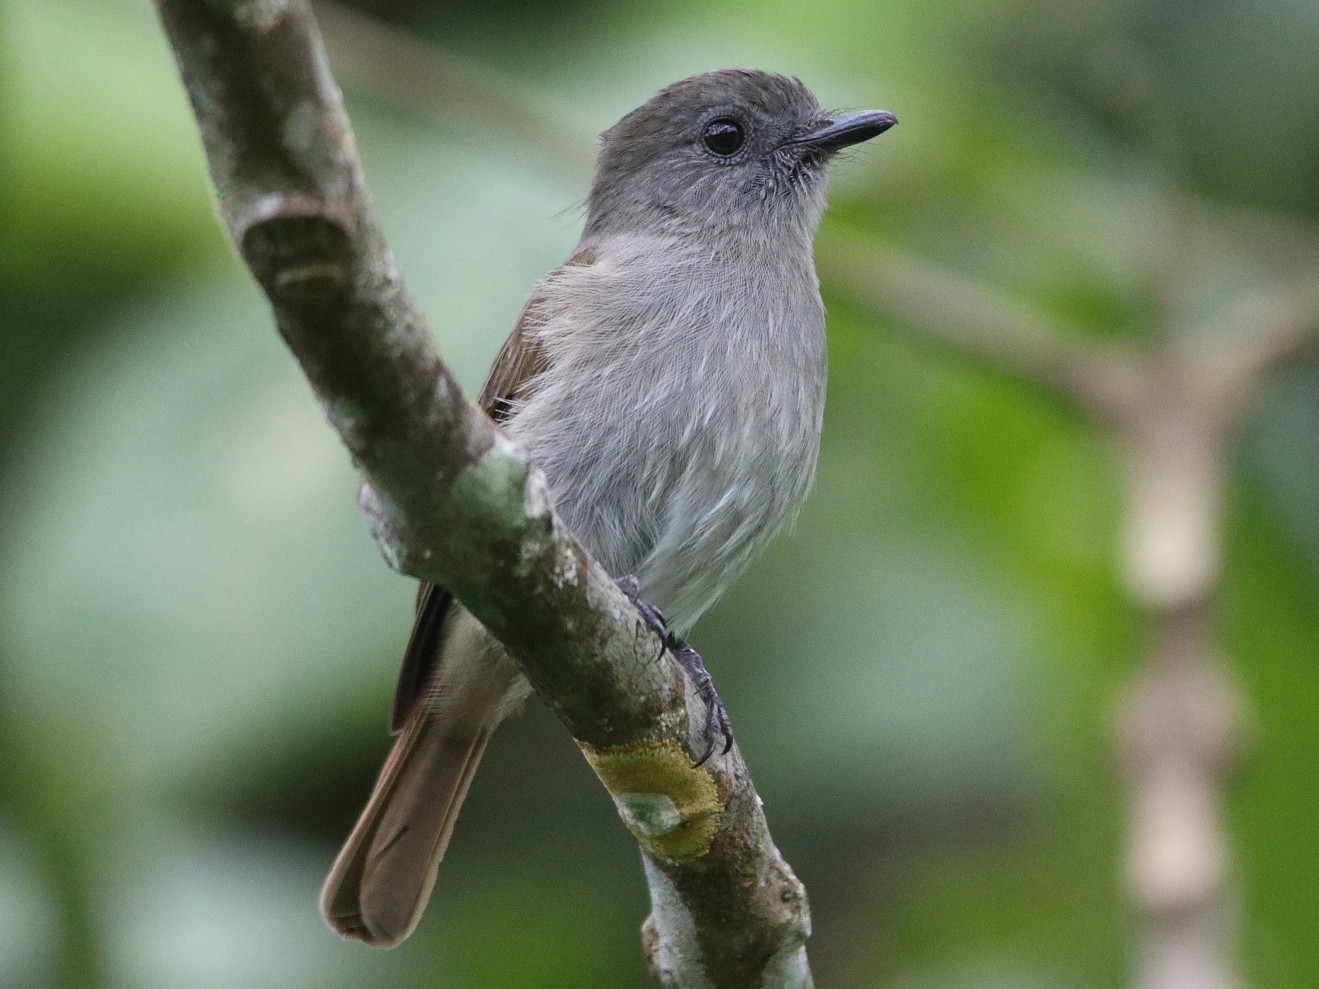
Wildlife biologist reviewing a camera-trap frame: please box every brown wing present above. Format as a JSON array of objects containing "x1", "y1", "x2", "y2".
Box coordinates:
[{"x1": 388, "y1": 248, "x2": 597, "y2": 733}]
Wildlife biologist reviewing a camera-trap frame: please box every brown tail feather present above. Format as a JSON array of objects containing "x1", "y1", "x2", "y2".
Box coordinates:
[{"x1": 320, "y1": 713, "x2": 493, "y2": 947}]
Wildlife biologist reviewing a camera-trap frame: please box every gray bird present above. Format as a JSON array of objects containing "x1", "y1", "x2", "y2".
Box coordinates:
[{"x1": 321, "y1": 67, "x2": 896, "y2": 947}]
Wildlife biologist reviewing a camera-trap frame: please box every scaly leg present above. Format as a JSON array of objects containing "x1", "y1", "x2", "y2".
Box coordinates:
[{"x1": 615, "y1": 576, "x2": 733, "y2": 766}]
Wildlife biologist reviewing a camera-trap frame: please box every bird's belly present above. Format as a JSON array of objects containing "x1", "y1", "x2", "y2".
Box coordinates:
[{"x1": 510, "y1": 370, "x2": 820, "y2": 632}]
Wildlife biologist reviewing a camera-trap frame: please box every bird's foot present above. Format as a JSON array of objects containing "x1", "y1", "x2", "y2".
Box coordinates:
[
  {"x1": 615, "y1": 576, "x2": 668, "y2": 639},
  {"x1": 615, "y1": 576, "x2": 733, "y2": 766},
  {"x1": 667, "y1": 634, "x2": 733, "y2": 766}
]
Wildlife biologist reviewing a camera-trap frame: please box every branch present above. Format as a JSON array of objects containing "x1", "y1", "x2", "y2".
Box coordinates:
[
  {"x1": 311, "y1": 0, "x2": 595, "y2": 179},
  {"x1": 153, "y1": 2, "x2": 811, "y2": 985},
  {"x1": 1115, "y1": 602, "x2": 1245, "y2": 989},
  {"x1": 816, "y1": 233, "x2": 1148, "y2": 423},
  {"x1": 1203, "y1": 273, "x2": 1319, "y2": 396}
]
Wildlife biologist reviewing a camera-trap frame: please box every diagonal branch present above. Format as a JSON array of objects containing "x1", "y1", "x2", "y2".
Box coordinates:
[
  {"x1": 1205, "y1": 273, "x2": 1319, "y2": 396},
  {"x1": 816, "y1": 233, "x2": 1149, "y2": 423},
  {"x1": 153, "y1": 1, "x2": 812, "y2": 986},
  {"x1": 310, "y1": 0, "x2": 596, "y2": 178}
]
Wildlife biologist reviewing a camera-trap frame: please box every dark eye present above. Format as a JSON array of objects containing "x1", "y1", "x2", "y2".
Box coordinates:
[{"x1": 702, "y1": 118, "x2": 745, "y2": 157}]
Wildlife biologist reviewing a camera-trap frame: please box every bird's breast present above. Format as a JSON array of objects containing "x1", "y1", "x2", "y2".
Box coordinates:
[{"x1": 505, "y1": 236, "x2": 826, "y2": 629}]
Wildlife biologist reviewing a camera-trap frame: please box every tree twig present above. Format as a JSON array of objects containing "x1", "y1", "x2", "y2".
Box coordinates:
[
  {"x1": 816, "y1": 233, "x2": 1149, "y2": 424},
  {"x1": 153, "y1": 1, "x2": 812, "y2": 985},
  {"x1": 311, "y1": 0, "x2": 595, "y2": 179},
  {"x1": 1205, "y1": 274, "x2": 1319, "y2": 395}
]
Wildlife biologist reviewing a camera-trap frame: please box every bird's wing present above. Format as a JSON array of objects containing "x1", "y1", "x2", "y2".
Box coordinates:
[{"x1": 388, "y1": 247, "x2": 597, "y2": 733}]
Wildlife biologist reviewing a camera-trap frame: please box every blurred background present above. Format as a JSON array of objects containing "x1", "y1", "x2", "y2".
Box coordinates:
[{"x1": 1, "y1": 0, "x2": 1316, "y2": 986}]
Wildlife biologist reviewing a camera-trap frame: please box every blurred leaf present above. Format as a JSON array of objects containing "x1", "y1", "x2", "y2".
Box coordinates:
[{"x1": 1, "y1": 0, "x2": 222, "y2": 302}]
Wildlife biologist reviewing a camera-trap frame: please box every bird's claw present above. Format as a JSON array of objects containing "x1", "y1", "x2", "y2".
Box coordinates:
[
  {"x1": 668, "y1": 635, "x2": 733, "y2": 766},
  {"x1": 615, "y1": 575, "x2": 734, "y2": 766},
  {"x1": 616, "y1": 575, "x2": 669, "y2": 639}
]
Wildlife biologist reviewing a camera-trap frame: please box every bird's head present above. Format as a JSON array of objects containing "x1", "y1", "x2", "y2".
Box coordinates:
[{"x1": 584, "y1": 68, "x2": 896, "y2": 242}]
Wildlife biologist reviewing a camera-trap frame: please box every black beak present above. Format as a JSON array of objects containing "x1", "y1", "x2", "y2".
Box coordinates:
[{"x1": 788, "y1": 109, "x2": 898, "y2": 152}]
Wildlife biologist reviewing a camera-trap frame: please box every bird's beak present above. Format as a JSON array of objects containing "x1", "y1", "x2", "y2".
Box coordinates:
[{"x1": 788, "y1": 109, "x2": 898, "y2": 152}]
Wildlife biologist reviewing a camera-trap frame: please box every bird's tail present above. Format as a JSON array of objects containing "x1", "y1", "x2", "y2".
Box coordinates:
[{"x1": 319, "y1": 710, "x2": 493, "y2": 947}]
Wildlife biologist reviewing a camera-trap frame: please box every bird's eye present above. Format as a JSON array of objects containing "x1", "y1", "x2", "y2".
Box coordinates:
[{"x1": 702, "y1": 118, "x2": 745, "y2": 157}]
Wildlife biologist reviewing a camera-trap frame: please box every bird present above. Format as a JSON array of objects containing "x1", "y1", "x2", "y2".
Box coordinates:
[{"x1": 321, "y1": 67, "x2": 896, "y2": 948}]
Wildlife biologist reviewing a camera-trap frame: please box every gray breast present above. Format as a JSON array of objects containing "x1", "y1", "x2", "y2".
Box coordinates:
[{"x1": 505, "y1": 234, "x2": 826, "y2": 631}]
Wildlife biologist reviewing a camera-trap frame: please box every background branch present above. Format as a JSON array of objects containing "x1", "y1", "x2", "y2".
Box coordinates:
[
  {"x1": 816, "y1": 234, "x2": 1149, "y2": 423},
  {"x1": 311, "y1": 0, "x2": 595, "y2": 179},
  {"x1": 153, "y1": 1, "x2": 811, "y2": 985},
  {"x1": 1210, "y1": 274, "x2": 1319, "y2": 392}
]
